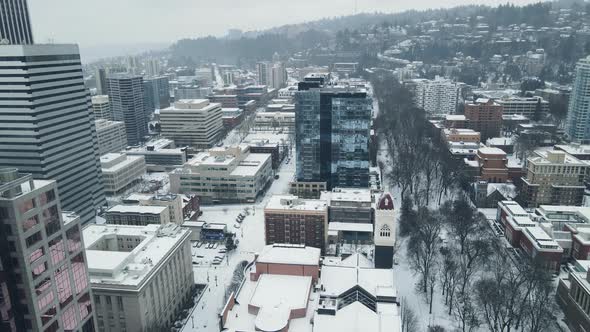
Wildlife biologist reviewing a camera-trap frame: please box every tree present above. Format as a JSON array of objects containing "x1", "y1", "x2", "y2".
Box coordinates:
[
  {"x1": 225, "y1": 233, "x2": 236, "y2": 251},
  {"x1": 399, "y1": 196, "x2": 418, "y2": 237},
  {"x1": 453, "y1": 289, "x2": 480, "y2": 332},
  {"x1": 533, "y1": 98, "x2": 542, "y2": 122},
  {"x1": 407, "y1": 208, "x2": 442, "y2": 293},
  {"x1": 401, "y1": 301, "x2": 419, "y2": 332}
]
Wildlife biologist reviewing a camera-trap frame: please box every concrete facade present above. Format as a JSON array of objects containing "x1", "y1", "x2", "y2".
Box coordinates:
[
  {"x1": 95, "y1": 119, "x2": 127, "y2": 156},
  {"x1": 100, "y1": 153, "x2": 146, "y2": 195},
  {"x1": 160, "y1": 99, "x2": 223, "y2": 149}
]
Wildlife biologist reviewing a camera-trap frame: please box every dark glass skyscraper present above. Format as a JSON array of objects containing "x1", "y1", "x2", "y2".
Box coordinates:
[
  {"x1": 0, "y1": 0, "x2": 34, "y2": 45},
  {"x1": 143, "y1": 76, "x2": 171, "y2": 116},
  {"x1": 295, "y1": 81, "x2": 371, "y2": 189},
  {"x1": 106, "y1": 74, "x2": 147, "y2": 146}
]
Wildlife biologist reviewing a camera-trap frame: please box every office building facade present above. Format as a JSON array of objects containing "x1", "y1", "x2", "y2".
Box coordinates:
[
  {"x1": 95, "y1": 119, "x2": 127, "y2": 156},
  {"x1": 143, "y1": 76, "x2": 170, "y2": 115},
  {"x1": 295, "y1": 84, "x2": 371, "y2": 189},
  {"x1": 107, "y1": 74, "x2": 147, "y2": 146},
  {"x1": 94, "y1": 68, "x2": 107, "y2": 95},
  {"x1": 91, "y1": 95, "x2": 112, "y2": 120},
  {"x1": 0, "y1": 168, "x2": 95, "y2": 332},
  {"x1": 567, "y1": 56, "x2": 590, "y2": 143},
  {"x1": 0, "y1": 0, "x2": 33, "y2": 45},
  {"x1": 84, "y1": 223, "x2": 193, "y2": 332},
  {"x1": 160, "y1": 99, "x2": 223, "y2": 149},
  {"x1": 100, "y1": 153, "x2": 146, "y2": 195},
  {"x1": 0, "y1": 44, "x2": 106, "y2": 224}
]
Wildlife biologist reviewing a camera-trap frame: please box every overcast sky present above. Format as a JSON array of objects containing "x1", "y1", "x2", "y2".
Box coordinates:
[{"x1": 30, "y1": 0, "x2": 542, "y2": 46}]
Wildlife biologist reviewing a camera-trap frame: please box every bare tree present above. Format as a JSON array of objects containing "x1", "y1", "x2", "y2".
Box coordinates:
[
  {"x1": 401, "y1": 300, "x2": 419, "y2": 332},
  {"x1": 407, "y1": 208, "x2": 442, "y2": 293},
  {"x1": 453, "y1": 288, "x2": 480, "y2": 332}
]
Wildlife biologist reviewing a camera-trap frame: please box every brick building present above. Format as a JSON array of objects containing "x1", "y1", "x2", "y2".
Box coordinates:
[
  {"x1": 465, "y1": 98, "x2": 503, "y2": 141},
  {"x1": 264, "y1": 195, "x2": 328, "y2": 252}
]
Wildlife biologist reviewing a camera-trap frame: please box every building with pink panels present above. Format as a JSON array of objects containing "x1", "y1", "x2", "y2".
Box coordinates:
[{"x1": 0, "y1": 168, "x2": 95, "y2": 332}]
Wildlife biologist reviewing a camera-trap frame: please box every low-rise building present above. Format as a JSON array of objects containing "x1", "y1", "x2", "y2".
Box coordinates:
[
  {"x1": 126, "y1": 138, "x2": 187, "y2": 172},
  {"x1": 96, "y1": 119, "x2": 128, "y2": 155},
  {"x1": 557, "y1": 263, "x2": 590, "y2": 332},
  {"x1": 264, "y1": 195, "x2": 329, "y2": 252},
  {"x1": 253, "y1": 111, "x2": 295, "y2": 132},
  {"x1": 497, "y1": 96, "x2": 549, "y2": 117},
  {"x1": 289, "y1": 181, "x2": 327, "y2": 199},
  {"x1": 92, "y1": 94, "x2": 112, "y2": 120},
  {"x1": 221, "y1": 107, "x2": 244, "y2": 129},
  {"x1": 476, "y1": 147, "x2": 509, "y2": 183},
  {"x1": 104, "y1": 205, "x2": 170, "y2": 226},
  {"x1": 497, "y1": 201, "x2": 563, "y2": 271},
  {"x1": 320, "y1": 187, "x2": 374, "y2": 224},
  {"x1": 170, "y1": 145, "x2": 273, "y2": 204},
  {"x1": 442, "y1": 128, "x2": 481, "y2": 144},
  {"x1": 100, "y1": 153, "x2": 146, "y2": 195},
  {"x1": 521, "y1": 150, "x2": 589, "y2": 207},
  {"x1": 123, "y1": 193, "x2": 184, "y2": 225},
  {"x1": 242, "y1": 132, "x2": 290, "y2": 169},
  {"x1": 160, "y1": 99, "x2": 223, "y2": 149},
  {"x1": 84, "y1": 223, "x2": 193, "y2": 332}
]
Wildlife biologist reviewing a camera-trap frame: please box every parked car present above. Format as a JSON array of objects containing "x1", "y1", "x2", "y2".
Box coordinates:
[
  {"x1": 213, "y1": 243, "x2": 219, "y2": 249},
  {"x1": 218, "y1": 249, "x2": 227, "y2": 254},
  {"x1": 233, "y1": 223, "x2": 241, "y2": 229}
]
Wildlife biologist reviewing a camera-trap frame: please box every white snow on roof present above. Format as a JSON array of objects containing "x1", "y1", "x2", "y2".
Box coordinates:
[
  {"x1": 257, "y1": 244, "x2": 321, "y2": 266},
  {"x1": 314, "y1": 301, "x2": 401, "y2": 332},
  {"x1": 265, "y1": 195, "x2": 328, "y2": 212},
  {"x1": 107, "y1": 204, "x2": 167, "y2": 214},
  {"x1": 250, "y1": 274, "x2": 312, "y2": 331},
  {"x1": 328, "y1": 222, "x2": 373, "y2": 233}
]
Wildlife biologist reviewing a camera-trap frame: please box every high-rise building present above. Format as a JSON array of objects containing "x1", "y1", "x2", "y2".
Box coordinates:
[
  {"x1": 174, "y1": 85, "x2": 211, "y2": 101},
  {"x1": 295, "y1": 81, "x2": 372, "y2": 189},
  {"x1": 94, "y1": 68, "x2": 107, "y2": 95},
  {"x1": 0, "y1": 44, "x2": 106, "y2": 224},
  {"x1": 145, "y1": 58, "x2": 160, "y2": 77},
  {"x1": 271, "y1": 63, "x2": 286, "y2": 89},
  {"x1": 256, "y1": 61, "x2": 271, "y2": 86},
  {"x1": 521, "y1": 150, "x2": 589, "y2": 207},
  {"x1": 0, "y1": 0, "x2": 34, "y2": 45},
  {"x1": 106, "y1": 74, "x2": 147, "y2": 146},
  {"x1": 567, "y1": 56, "x2": 590, "y2": 143},
  {"x1": 143, "y1": 76, "x2": 170, "y2": 115},
  {"x1": 407, "y1": 77, "x2": 461, "y2": 114},
  {"x1": 91, "y1": 95, "x2": 112, "y2": 120},
  {"x1": 0, "y1": 168, "x2": 96, "y2": 332},
  {"x1": 464, "y1": 98, "x2": 504, "y2": 141},
  {"x1": 160, "y1": 99, "x2": 223, "y2": 149}
]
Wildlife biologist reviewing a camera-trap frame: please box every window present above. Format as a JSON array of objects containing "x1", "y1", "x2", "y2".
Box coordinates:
[
  {"x1": 71, "y1": 254, "x2": 88, "y2": 294},
  {"x1": 39, "y1": 190, "x2": 56, "y2": 205},
  {"x1": 25, "y1": 231, "x2": 42, "y2": 248},
  {"x1": 379, "y1": 225, "x2": 391, "y2": 238},
  {"x1": 61, "y1": 305, "x2": 78, "y2": 331},
  {"x1": 66, "y1": 226, "x2": 81, "y2": 253},
  {"x1": 23, "y1": 215, "x2": 39, "y2": 232},
  {"x1": 55, "y1": 265, "x2": 73, "y2": 307},
  {"x1": 48, "y1": 237, "x2": 66, "y2": 264},
  {"x1": 19, "y1": 198, "x2": 36, "y2": 214}
]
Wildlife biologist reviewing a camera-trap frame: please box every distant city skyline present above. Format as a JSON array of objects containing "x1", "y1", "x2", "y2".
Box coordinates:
[{"x1": 30, "y1": 0, "x2": 540, "y2": 48}]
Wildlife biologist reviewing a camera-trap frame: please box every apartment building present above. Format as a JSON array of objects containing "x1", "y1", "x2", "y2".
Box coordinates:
[
  {"x1": 253, "y1": 112, "x2": 295, "y2": 132},
  {"x1": 557, "y1": 268, "x2": 590, "y2": 332},
  {"x1": 170, "y1": 145, "x2": 273, "y2": 204},
  {"x1": 465, "y1": 98, "x2": 504, "y2": 141},
  {"x1": 84, "y1": 223, "x2": 193, "y2": 332},
  {"x1": 95, "y1": 119, "x2": 127, "y2": 155},
  {"x1": 521, "y1": 150, "x2": 589, "y2": 207},
  {"x1": 160, "y1": 99, "x2": 223, "y2": 149},
  {"x1": 408, "y1": 77, "x2": 461, "y2": 115},
  {"x1": 104, "y1": 205, "x2": 170, "y2": 226},
  {"x1": 0, "y1": 168, "x2": 95, "y2": 332},
  {"x1": 441, "y1": 128, "x2": 481, "y2": 143},
  {"x1": 100, "y1": 153, "x2": 146, "y2": 195},
  {"x1": 264, "y1": 195, "x2": 329, "y2": 252}
]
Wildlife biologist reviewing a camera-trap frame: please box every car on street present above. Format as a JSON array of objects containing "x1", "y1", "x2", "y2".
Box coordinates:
[{"x1": 233, "y1": 223, "x2": 241, "y2": 229}]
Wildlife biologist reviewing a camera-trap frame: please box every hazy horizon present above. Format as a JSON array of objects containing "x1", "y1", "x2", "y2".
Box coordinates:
[{"x1": 29, "y1": 0, "x2": 543, "y2": 61}]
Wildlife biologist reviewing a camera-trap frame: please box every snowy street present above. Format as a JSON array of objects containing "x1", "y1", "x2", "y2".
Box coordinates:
[{"x1": 180, "y1": 149, "x2": 295, "y2": 332}]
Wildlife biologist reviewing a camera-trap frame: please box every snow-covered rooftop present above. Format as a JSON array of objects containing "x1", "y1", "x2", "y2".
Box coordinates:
[
  {"x1": 265, "y1": 195, "x2": 328, "y2": 212},
  {"x1": 320, "y1": 187, "x2": 373, "y2": 203},
  {"x1": 107, "y1": 204, "x2": 167, "y2": 215},
  {"x1": 257, "y1": 244, "x2": 321, "y2": 266},
  {"x1": 328, "y1": 222, "x2": 373, "y2": 233},
  {"x1": 83, "y1": 223, "x2": 190, "y2": 289}
]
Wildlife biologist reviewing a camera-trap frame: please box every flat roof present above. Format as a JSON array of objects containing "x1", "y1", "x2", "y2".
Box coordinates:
[
  {"x1": 329, "y1": 222, "x2": 373, "y2": 233},
  {"x1": 250, "y1": 274, "x2": 312, "y2": 331},
  {"x1": 107, "y1": 205, "x2": 167, "y2": 215},
  {"x1": 101, "y1": 154, "x2": 144, "y2": 173},
  {"x1": 478, "y1": 147, "x2": 507, "y2": 155},
  {"x1": 83, "y1": 223, "x2": 190, "y2": 288},
  {"x1": 321, "y1": 188, "x2": 372, "y2": 203},
  {"x1": 257, "y1": 244, "x2": 321, "y2": 266},
  {"x1": 230, "y1": 153, "x2": 272, "y2": 177},
  {"x1": 265, "y1": 195, "x2": 328, "y2": 212}
]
